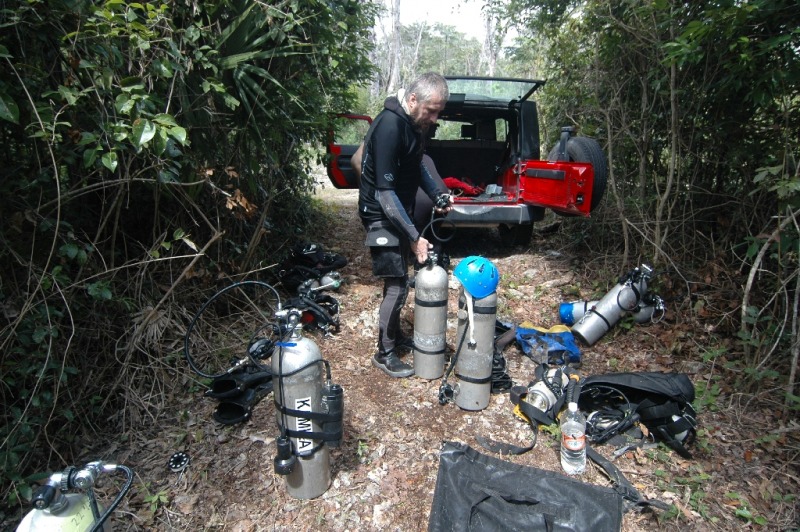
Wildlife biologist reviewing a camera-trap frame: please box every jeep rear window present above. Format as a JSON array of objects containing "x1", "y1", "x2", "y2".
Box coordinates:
[
  {"x1": 433, "y1": 118, "x2": 507, "y2": 142},
  {"x1": 445, "y1": 77, "x2": 545, "y2": 103}
]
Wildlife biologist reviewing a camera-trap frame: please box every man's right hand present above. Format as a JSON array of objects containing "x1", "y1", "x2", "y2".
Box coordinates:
[
  {"x1": 434, "y1": 193, "x2": 453, "y2": 215},
  {"x1": 411, "y1": 236, "x2": 432, "y2": 264}
]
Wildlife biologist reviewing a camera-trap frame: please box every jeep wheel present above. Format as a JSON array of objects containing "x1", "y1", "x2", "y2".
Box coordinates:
[
  {"x1": 547, "y1": 136, "x2": 607, "y2": 214},
  {"x1": 499, "y1": 223, "x2": 534, "y2": 247}
]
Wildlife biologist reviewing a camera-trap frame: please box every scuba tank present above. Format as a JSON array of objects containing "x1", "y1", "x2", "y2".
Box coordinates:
[
  {"x1": 559, "y1": 300, "x2": 600, "y2": 326},
  {"x1": 632, "y1": 292, "x2": 666, "y2": 324},
  {"x1": 571, "y1": 264, "x2": 653, "y2": 346},
  {"x1": 413, "y1": 252, "x2": 449, "y2": 380},
  {"x1": 451, "y1": 257, "x2": 499, "y2": 411},
  {"x1": 296, "y1": 271, "x2": 342, "y2": 295},
  {"x1": 272, "y1": 309, "x2": 343, "y2": 500},
  {"x1": 18, "y1": 493, "x2": 102, "y2": 532},
  {"x1": 17, "y1": 461, "x2": 134, "y2": 532},
  {"x1": 454, "y1": 290, "x2": 497, "y2": 410},
  {"x1": 319, "y1": 271, "x2": 342, "y2": 291}
]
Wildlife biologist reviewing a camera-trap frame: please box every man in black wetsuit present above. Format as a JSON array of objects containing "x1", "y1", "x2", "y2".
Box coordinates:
[
  {"x1": 352, "y1": 140, "x2": 449, "y2": 264},
  {"x1": 359, "y1": 72, "x2": 451, "y2": 378}
]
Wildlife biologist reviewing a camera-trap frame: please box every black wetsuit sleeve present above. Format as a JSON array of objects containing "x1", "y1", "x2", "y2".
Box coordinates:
[
  {"x1": 420, "y1": 156, "x2": 447, "y2": 198},
  {"x1": 377, "y1": 189, "x2": 420, "y2": 242}
]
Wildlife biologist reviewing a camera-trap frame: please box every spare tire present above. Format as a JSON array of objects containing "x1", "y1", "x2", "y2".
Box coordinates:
[{"x1": 547, "y1": 136, "x2": 607, "y2": 213}]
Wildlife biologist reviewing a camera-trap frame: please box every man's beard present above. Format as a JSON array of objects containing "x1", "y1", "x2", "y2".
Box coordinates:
[{"x1": 411, "y1": 112, "x2": 431, "y2": 133}]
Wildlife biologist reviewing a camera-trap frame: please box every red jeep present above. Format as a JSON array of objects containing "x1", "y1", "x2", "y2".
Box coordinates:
[{"x1": 327, "y1": 76, "x2": 606, "y2": 246}]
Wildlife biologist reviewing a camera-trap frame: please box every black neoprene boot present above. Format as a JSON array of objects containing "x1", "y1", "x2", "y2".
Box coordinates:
[{"x1": 372, "y1": 350, "x2": 414, "y2": 378}]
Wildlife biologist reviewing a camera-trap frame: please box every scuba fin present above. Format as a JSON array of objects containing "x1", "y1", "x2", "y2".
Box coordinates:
[
  {"x1": 213, "y1": 381, "x2": 274, "y2": 425},
  {"x1": 205, "y1": 369, "x2": 273, "y2": 400}
]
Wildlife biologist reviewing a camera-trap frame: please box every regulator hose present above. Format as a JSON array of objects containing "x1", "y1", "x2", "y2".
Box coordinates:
[
  {"x1": 184, "y1": 280, "x2": 283, "y2": 377},
  {"x1": 422, "y1": 208, "x2": 457, "y2": 246},
  {"x1": 439, "y1": 323, "x2": 470, "y2": 404},
  {"x1": 89, "y1": 464, "x2": 134, "y2": 532}
]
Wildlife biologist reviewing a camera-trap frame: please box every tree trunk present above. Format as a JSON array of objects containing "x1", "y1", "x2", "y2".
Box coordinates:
[
  {"x1": 654, "y1": 13, "x2": 677, "y2": 266},
  {"x1": 481, "y1": 14, "x2": 498, "y2": 76},
  {"x1": 386, "y1": 0, "x2": 401, "y2": 95}
]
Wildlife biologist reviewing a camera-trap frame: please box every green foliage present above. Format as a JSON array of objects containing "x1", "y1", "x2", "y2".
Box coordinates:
[
  {"x1": 726, "y1": 492, "x2": 769, "y2": 526},
  {"x1": 651, "y1": 464, "x2": 719, "y2": 523},
  {"x1": 0, "y1": 298, "x2": 75, "y2": 507},
  {"x1": 490, "y1": 0, "x2": 800, "y2": 393},
  {"x1": 539, "y1": 422, "x2": 560, "y2": 441},
  {"x1": 370, "y1": 21, "x2": 486, "y2": 100},
  {"x1": 410, "y1": 23, "x2": 483, "y2": 77},
  {"x1": 694, "y1": 377, "x2": 721, "y2": 413},
  {"x1": 143, "y1": 487, "x2": 170, "y2": 513},
  {"x1": 0, "y1": 0, "x2": 377, "y2": 510}
]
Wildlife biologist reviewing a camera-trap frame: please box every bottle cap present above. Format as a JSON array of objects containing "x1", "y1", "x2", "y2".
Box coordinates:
[{"x1": 568, "y1": 402, "x2": 578, "y2": 412}]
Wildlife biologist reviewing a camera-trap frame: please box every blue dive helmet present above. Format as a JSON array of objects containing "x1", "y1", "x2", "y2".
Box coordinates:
[{"x1": 454, "y1": 256, "x2": 499, "y2": 298}]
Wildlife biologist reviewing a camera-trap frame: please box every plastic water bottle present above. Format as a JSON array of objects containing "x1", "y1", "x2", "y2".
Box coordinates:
[{"x1": 560, "y1": 402, "x2": 586, "y2": 475}]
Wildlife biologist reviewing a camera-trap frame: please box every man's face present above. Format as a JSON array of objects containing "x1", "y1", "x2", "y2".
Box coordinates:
[{"x1": 408, "y1": 92, "x2": 446, "y2": 132}]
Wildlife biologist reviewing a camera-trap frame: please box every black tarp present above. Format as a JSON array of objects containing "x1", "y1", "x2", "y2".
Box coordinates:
[{"x1": 428, "y1": 441, "x2": 623, "y2": 532}]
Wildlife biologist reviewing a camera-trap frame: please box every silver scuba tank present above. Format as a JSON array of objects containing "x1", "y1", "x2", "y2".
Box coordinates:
[
  {"x1": 454, "y1": 288, "x2": 497, "y2": 411},
  {"x1": 17, "y1": 494, "x2": 109, "y2": 532},
  {"x1": 319, "y1": 271, "x2": 342, "y2": 291},
  {"x1": 413, "y1": 255, "x2": 449, "y2": 380},
  {"x1": 571, "y1": 264, "x2": 653, "y2": 346},
  {"x1": 558, "y1": 300, "x2": 600, "y2": 326},
  {"x1": 17, "y1": 461, "x2": 133, "y2": 532},
  {"x1": 632, "y1": 293, "x2": 666, "y2": 324},
  {"x1": 272, "y1": 313, "x2": 331, "y2": 499}
]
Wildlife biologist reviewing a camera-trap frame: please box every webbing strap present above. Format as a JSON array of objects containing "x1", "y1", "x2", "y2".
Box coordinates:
[
  {"x1": 415, "y1": 346, "x2": 446, "y2": 355},
  {"x1": 455, "y1": 372, "x2": 492, "y2": 385},
  {"x1": 283, "y1": 428, "x2": 341, "y2": 442},
  {"x1": 476, "y1": 422, "x2": 537, "y2": 456},
  {"x1": 586, "y1": 446, "x2": 669, "y2": 511},
  {"x1": 458, "y1": 301, "x2": 497, "y2": 314},
  {"x1": 276, "y1": 403, "x2": 339, "y2": 423},
  {"x1": 415, "y1": 297, "x2": 448, "y2": 307}
]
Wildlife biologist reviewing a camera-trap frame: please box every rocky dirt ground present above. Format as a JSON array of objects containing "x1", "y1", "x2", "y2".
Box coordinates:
[{"x1": 37, "y1": 185, "x2": 798, "y2": 531}]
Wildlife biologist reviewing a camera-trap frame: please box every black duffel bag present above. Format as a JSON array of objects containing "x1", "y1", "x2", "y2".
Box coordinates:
[{"x1": 429, "y1": 441, "x2": 634, "y2": 532}]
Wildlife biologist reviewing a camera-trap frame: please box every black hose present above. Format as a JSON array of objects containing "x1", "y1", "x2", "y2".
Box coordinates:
[
  {"x1": 421, "y1": 209, "x2": 457, "y2": 246},
  {"x1": 89, "y1": 465, "x2": 134, "y2": 532},
  {"x1": 184, "y1": 280, "x2": 283, "y2": 377},
  {"x1": 442, "y1": 321, "x2": 469, "y2": 385},
  {"x1": 438, "y1": 321, "x2": 470, "y2": 404},
  {"x1": 583, "y1": 385, "x2": 635, "y2": 443},
  {"x1": 563, "y1": 372, "x2": 573, "y2": 404},
  {"x1": 616, "y1": 282, "x2": 641, "y2": 312}
]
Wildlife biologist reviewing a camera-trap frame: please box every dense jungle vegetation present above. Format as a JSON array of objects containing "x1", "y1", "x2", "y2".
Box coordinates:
[{"x1": 0, "y1": 0, "x2": 798, "y2": 519}]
